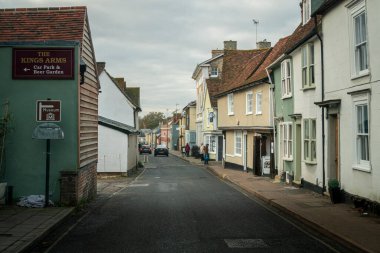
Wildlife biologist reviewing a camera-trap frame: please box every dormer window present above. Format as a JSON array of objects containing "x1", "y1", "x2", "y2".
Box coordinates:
[
  {"x1": 210, "y1": 67, "x2": 218, "y2": 77},
  {"x1": 302, "y1": 0, "x2": 311, "y2": 25}
]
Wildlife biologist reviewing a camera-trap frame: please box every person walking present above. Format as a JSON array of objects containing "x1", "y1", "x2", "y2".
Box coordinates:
[
  {"x1": 185, "y1": 143, "x2": 190, "y2": 157},
  {"x1": 200, "y1": 143, "x2": 205, "y2": 161},
  {"x1": 204, "y1": 144, "x2": 209, "y2": 165}
]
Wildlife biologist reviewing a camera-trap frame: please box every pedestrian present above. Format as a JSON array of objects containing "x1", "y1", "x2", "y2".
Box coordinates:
[
  {"x1": 200, "y1": 143, "x2": 205, "y2": 161},
  {"x1": 185, "y1": 143, "x2": 190, "y2": 157},
  {"x1": 204, "y1": 144, "x2": 209, "y2": 165}
]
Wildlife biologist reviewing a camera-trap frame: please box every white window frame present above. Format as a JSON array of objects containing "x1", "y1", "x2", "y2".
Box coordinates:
[
  {"x1": 234, "y1": 130, "x2": 242, "y2": 156},
  {"x1": 246, "y1": 91, "x2": 253, "y2": 114},
  {"x1": 303, "y1": 118, "x2": 316, "y2": 163},
  {"x1": 301, "y1": 43, "x2": 315, "y2": 89},
  {"x1": 281, "y1": 122, "x2": 293, "y2": 160},
  {"x1": 349, "y1": 1, "x2": 369, "y2": 78},
  {"x1": 255, "y1": 92, "x2": 262, "y2": 115},
  {"x1": 281, "y1": 60, "x2": 292, "y2": 98},
  {"x1": 210, "y1": 67, "x2": 218, "y2": 77},
  {"x1": 302, "y1": 0, "x2": 311, "y2": 25},
  {"x1": 204, "y1": 135, "x2": 217, "y2": 153},
  {"x1": 352, "y1": 93, "x2": 371, "y2": 171},
  {"x1": 227, "y1": 93, "x2": 234, "y2": 115}
]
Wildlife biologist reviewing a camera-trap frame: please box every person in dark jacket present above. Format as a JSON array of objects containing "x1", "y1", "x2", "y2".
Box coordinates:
[
  {"x1": 185, "y1": 143, "x2": 190, "y2": 157},
  {"x1": 204, "y1": 144, "x2": 209, "y2": 164}
]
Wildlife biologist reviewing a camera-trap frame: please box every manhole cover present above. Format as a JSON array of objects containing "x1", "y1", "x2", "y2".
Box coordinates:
[{"x1": 224, "y1": 239, "x2": 269, "y2": 248}]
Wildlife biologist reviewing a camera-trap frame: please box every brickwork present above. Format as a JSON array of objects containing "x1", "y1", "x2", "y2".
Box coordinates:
[{"x1": 60, "y1": 162, "x2": 97, "y2": 206}]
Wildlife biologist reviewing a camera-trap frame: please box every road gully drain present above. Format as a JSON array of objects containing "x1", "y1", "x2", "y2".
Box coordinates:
[{"x1": 224, "y1": 239, "x2": 269, "y2": 249}]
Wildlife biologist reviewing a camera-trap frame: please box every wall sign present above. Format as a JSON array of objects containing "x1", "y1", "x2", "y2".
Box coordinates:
[
  {"x1": 13, "y1": 48, "x2": 74, "y2": 79},
  {"x1": 36, "y1": 100, "x2": 61, "y2": 122}
]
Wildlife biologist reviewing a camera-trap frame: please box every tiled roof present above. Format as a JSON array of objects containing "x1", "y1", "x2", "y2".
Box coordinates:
[
  {"x1": 216, "y1": 49, "x2": 269, "y2": 96},
  {"x1": 206, "y1": 78, "x2": 222, "y2": 107},
  {"x1": 244, "y1": 35, "x2": 291, "y2": 85},
  {"x1": 222, "y1": 18, "x2": 317, "y2": 91},
  {"x1": 0, "y1": 7, "x2": 86, "y2": 43}
]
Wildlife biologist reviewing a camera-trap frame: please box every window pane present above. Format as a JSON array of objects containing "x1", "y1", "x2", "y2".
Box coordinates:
[
  {"x1": 304, "y1": 120, "x2": 309, "y2": 139},
  {"x1": 288, "y1": 124, "x2": 292, "y2": 140},
  {"x1": 309, "y1": 44, "x2": 314, "y2": 64},
  {"x1": 302, "y1": 68, "x2": 307, "y2": 86},
  {"x1": 289, "y1": 140, "x2": 293, "y2": 156},
  {"x1": 311, "y1": 119, "x2": 316, "y2": 139},
  {"x1": 309, "y1": 65, "x2": 314, "y2": 84},
  {"x1": 311, "y1": 140, "x2": 316, "y2": 161},
  {"x1": 304, "y1": 140, "x2": 309, "y2": 160},
  {"x1": 286, "y1": 61, "x2": 291, "y2": 77},
  {"x1": 358, "y1": 135, "x2": 369, "y2": 161}
]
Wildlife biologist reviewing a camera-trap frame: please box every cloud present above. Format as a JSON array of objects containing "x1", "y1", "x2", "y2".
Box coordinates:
[{"x1": 1, "y1": 0, "x2": 301, "y2": 115}]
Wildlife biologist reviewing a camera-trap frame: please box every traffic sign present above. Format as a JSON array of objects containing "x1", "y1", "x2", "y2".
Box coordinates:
[{"x1": 36, "y1": 100, "x2": 61, "y2": 122}]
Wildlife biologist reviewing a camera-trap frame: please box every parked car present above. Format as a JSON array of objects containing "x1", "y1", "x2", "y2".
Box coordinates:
[
  {"x1": 139, "y1": 144, "x2": 151, "y2": 154},
  {"x1": 154, "y1": 145, "x2": 168, "y2": 156}
]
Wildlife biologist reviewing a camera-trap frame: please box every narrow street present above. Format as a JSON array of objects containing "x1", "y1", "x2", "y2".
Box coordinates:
[{"x1": 46, "y1": 155, "x2": 346, "y2": 253}]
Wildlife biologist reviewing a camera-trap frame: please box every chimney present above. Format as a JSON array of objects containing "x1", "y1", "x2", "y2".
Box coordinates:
[
  {"x1": 256, "y1": 39, "x2": 271, "y2": 49},
  {"x1": 96, "y1": 62, "x2": 106, "y2": 75},
  {"x1": 114, "y1": 77, "x2": 126, "y2": 91},
  {"x1": 224, "y1": 40, "x2": 237, "y2": 50}
]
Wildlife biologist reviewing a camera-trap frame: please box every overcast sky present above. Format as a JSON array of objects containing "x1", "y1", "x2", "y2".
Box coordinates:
[{"x1": 1, "y1": 0, "x2": 301, "y2": 116}]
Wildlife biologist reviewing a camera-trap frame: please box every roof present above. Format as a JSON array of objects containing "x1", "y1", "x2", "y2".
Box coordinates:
[
  {"x1": 283, "y1": 18, "x2": 318, "y2": 55},
  {"x1": 245, "y1": 35, "x2": 291, "y2": 85},
  {"x1": 98, "y1": 116, "x2": 139, "y2": 135},
  {"x1": 215, "y1": 49, "x2": 269, "y2": 96},
  {"x1": 182, "y1": 100, "x2": 196, "y2": 111},
  {"x1": 0, "y1": 7, "x2": 87, "y2": 43}
]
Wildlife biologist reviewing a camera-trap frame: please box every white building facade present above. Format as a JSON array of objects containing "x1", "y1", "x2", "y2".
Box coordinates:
[
  {"x1": 314, "y1": 0, "x2": 380, "y2": 202},
  {"x1": 97, "y1": 63, "x2": 140, "y2": 174}
]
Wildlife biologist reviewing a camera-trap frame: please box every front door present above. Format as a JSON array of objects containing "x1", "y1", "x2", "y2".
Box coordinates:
[
  {"x1": 295, "y1": 123, "x2": 302, "y2": 182},
  {"x1": 217, "y1": 136, "x2": 223, "y2": 161},
  {"x1": 328, "y1": 115, "x2": 340, "y2": 181},
  {"x1": 253, "y1": 136, "x2": 261, "y2": 175}
]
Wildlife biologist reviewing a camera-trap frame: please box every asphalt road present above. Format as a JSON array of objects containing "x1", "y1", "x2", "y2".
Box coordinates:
[{"x1": 48, "y1": 155, "x2": 343, "y2": 253}]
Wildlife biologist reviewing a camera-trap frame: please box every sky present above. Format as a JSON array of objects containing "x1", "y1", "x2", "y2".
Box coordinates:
[{"x1": 1, "y1": 0, "x2": 301, "y2": 116}]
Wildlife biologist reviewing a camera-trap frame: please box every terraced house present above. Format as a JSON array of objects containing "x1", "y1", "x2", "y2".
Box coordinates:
[
  {"x1": 215, "y1": 41, "x2": 275, "y2": 175},
  {"x1": 312, "y1": 0, "x2": 380, "y2": 205},
  {"x1": 0, "y1": 7, "x2": 99, "y2": 205}
]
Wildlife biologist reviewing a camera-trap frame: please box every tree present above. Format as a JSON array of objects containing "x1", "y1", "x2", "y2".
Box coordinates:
[{"x1": 139, "y1": 112, "x2": 165, "y2": 129}]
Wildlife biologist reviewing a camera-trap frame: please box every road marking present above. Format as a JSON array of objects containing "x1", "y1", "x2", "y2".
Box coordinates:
[
  {"x1": 224, "y1": 239, "x2": 269, "y2": 249},
  {"x1": 129, "y1": 184, "x2": 149, "y2": 187}
]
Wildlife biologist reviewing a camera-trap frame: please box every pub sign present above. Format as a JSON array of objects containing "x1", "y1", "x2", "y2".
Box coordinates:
[{"x1": 13, "y1": 48, "x2": 74, "y2": 79}]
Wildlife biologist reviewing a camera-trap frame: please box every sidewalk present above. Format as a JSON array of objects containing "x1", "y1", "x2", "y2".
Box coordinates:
[
  {"x1": 0, "y1": 206, "x2": 74, "y2": 253},
  {"x1": 171, "y1": 150, "x2": 380, "y2": 253}
]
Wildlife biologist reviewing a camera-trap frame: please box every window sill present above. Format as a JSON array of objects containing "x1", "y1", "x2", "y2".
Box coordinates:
[
  {"x1": 246, "y1": 112, "x2": 253, "y2": 115},
  {"x1": 301, "y1": 86, "x2": 316, "y2": 91},
  {"x1": 228, "y1": 113, "x2": 234, "y2": 116},
  {"x1": 304, "y1": 160, "x2": 317, "y2": 165},
  {"x1": 352, "y1": 164, "x2": 371, "y2": 173},
  {"x1": 281, "y1": 95, "x2": 292, "y2": 100},
  {"x1": 282, "y1": 158, "x2": 293, "y2": 162},
  {"x1": 234, "y1": 154, "x2": 242, "y2": 157},
  {"x1": 255, "y1": 112, "x2": 262, "y2": 115},
  {"x1": 351, "y1": 70, "x2": 370, "y2": 80}
]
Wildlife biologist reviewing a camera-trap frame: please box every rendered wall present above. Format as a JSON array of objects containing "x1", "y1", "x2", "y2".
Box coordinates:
[{"x1": 0, "y1": 45, "x2": 79, "y2": 202}]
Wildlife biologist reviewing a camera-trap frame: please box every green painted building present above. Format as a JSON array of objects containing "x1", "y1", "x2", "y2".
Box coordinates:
[{"x1": 0, "y1": 7, "x2": 99, "y2": 205}]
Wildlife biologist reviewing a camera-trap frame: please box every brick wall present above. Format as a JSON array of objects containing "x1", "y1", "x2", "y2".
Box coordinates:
[{"x1": 60, "y1": 162, "x2": 97, "y2": 206}]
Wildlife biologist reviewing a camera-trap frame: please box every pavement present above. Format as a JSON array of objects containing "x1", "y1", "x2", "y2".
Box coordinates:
[
  {"x1": 170, "y1": 150, "x2": 380, "y2": 253},
  {"x1": 0, "y1": 154, "x2": 379, "y2": 253}
]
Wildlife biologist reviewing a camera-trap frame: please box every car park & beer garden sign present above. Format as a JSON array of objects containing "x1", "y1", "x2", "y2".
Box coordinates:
[{"x1": 13, "y1": 48, "x2": 74, "y2": 79}]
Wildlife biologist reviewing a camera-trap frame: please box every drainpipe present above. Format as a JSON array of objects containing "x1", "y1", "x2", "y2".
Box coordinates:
[
  {"x1": 314, "y1": 16, "x2": 326, "y2": 194},
  {"x1": 266, "y1": 68, "x2": 277, "y2": 178}
]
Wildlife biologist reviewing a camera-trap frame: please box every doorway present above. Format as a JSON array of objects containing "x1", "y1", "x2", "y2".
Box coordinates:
[
  {"x1": 328, "y1": 115, "x2": 340, "y2": 181},
  {"x1": 295, "y1": 123, "x2": 302, "y2": 182}
]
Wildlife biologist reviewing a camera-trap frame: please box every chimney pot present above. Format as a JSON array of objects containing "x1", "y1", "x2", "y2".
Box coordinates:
[
  {"x1": 256, "y1": 39, "x2": 271, "y2": 49},
  {"x1": 224, "y1": 40, "x2": 237, "y2": 50}
]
